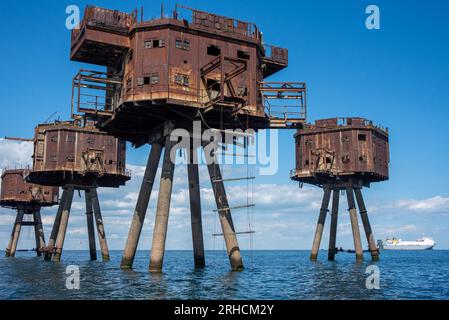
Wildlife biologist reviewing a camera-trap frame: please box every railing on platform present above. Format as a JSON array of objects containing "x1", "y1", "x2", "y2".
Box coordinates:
[{"x1": 260, "y1": 82, "x2": 307, "y2": 128}]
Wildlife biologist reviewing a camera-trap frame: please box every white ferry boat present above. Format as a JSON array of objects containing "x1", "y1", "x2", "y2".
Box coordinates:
[{"x1": 378, "y1": 237, "x2": 436, "y2": 250}]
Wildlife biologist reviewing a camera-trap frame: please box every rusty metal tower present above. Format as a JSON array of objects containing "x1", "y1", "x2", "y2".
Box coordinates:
[
  {"x1": 1, "y1": 169, "x2": 58, "y2": 257},
  {"x1": 69, "y1": 5, "x2": 307, "y2": 272},
  {"x1": 26, "y1": 120, "x2": 130, "y2": 262},
  {"x1": 291, "y1": 118, "x2": 389, "y2": 261}
]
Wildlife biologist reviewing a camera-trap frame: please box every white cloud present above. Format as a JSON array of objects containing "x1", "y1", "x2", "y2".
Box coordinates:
[
  {"x1": 0, "y1": 139, "x2": 33, "y2": 173},
  {"x1": 395, "y1": 196, "x2": 449, "y2": 213}
]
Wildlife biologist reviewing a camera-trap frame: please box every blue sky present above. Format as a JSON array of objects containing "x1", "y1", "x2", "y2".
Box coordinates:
[{"x1": 1, "y1": 1, "x2": 449, "y2": 252}]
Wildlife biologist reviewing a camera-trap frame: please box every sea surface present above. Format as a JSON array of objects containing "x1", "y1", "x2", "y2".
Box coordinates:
[{"x1": 0, "y1": 250, "x2": 448, "y2": 300}]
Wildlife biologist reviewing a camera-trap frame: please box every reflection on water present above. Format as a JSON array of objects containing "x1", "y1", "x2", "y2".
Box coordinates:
[{"x1": 1, "y1": 250, "x2": 448, "y2": 300}]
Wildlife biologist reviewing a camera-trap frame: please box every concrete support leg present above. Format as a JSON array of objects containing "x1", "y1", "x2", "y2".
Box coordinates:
[
  {"x1": 45, "y1": 189, "x2": 67, "y2": 261},
  {"x1": 121, "y1": 143, "x2": 163, "y2": 269},
  {"x1": 354, "y1": 188, "x2": 379, "y2": 261},
  {"x1": 149, "y1": 138, "x2": 176, "y2": 273},
  {"x1": 187, "y1": 143, "x2": 205, "y2": 268},
  {"x1": 327, "y1": 189, "x2": 340, "y2": 261},
  {"x1": 207, "y1": 159, "x2": 244, "y2": 271},
  {"x1": 33, "y1": 210, "x2": 46, "y2": 257},
  {"x1": 53, "y1": 187, "x2": 75, "y2": 262},
  {"x1": 346, "y1": 187, "x2": 364, "y2": 261},
  {"x1": 6, "y1": 209, "x2": 24, "y2": 257},
  {"x1": 85, "y1": 190, "x2": 97, "y2": 261},
  {"x1": 310, "y1": 187, "x2": 332, "y2": 261},
  {"x1": 90, "y1": 188, "x2": 110, "y2": 262}
]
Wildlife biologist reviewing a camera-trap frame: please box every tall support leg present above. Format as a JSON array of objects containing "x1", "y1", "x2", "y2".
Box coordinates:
[
  {"x1": 33, "y1": 210, "x2": 46, "y2": 257},
  {"x1": 121, "y1": 143, "x2": 163, "y2": 269},
  {"x1": 328, "y1": 189, "x2": 340, "y2": 261},
  {"x1": 45, "y1": 189, "x2": 67, "y2": 261},
  {"x1": 346, "y1": 187, "x2": 364, "y2": 261},
  {"x1": 187, "y1": 143, "x2": 205, "y2": 268},
  {"x1": 6, "y1": 209, "x2": 24, "y2": 257},
  {"x1": 53, "y1": 187, "x2": 75, "y2": 262},
  {"x1": 149, "y1": 138, "x2": 176, "y2": 273},
  {"x1": 354, "y1": 188, "x2": 379, "y2": 261},
  {"x1": 206, "y1": 159, "x2": 244, "y2": 271},
  {"x1": 90, "y1": 188, "x2": 110, "y2": 262},
  {"x1": 85, "y1": 190, "x2": 97, "y2": 261},
  {"x1": 310, "y1": 187, "x2": 332, "y2": 261}
]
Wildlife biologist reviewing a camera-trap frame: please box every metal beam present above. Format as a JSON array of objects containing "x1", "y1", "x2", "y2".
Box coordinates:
[
  {"x1": 45, "y1": 189, "x2": 67, "y2": 261},
  {"x1": 187, "y1": 143, "x2": 205, "y2": 268},
  {"x1": 85, "y1": 190, "x2": 97, "y2": 261},
  {"x1": 310, "y1": 187, "x2": 331, "y2": 261},
  {"x1": 328, "y1": 189, "x2": 339, "y2": 261},
  {"x1": 53, "y1": 187, "x2": 75, "y2": 262},
  {"x1": 121, "y1": 143, "x2": 163, "y2": 269},
  {"x1": 149, "y1": 136, "x2": 177, "y2": 272},
  {"x1": 33, "y1": 210, "x2": 46, "y2": 257},
  {"x1": 346, "y1": 187, "x2": 364, "y2": 262},
  {"x1": 206, "y1": 157, "x2": 244, "y2": 271},
  {"x1": 354, "y1": 188, "x2": 379, "y2": 261},
  {"x1": 90, "y1": 188, "x2": 110, "y2": 262},
  {"x1": 6, "y1": 209, "x2": 25, "y2": 257}
]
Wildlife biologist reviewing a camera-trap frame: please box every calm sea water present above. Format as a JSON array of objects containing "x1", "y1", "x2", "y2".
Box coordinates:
[{"x1": 0, "y1": 250, "x2": 448, "y2": 300}]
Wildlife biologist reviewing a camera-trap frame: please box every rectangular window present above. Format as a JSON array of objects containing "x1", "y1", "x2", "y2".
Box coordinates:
[
  {"x1": 237, "y1": 50, "x2": 250, "y2": 59},
  {"x1": 207, "y1": 45, "x2": 221, "y2": 56},
  {"x1": 358, "y1": 134, "x2": 367, "y2": 141},
  {"x1": 144, "y1": 41, "x2": 153, "y2": 49},
  {"x1": 174, "y1": 74, "x2": 189, "y2": 87},
  {"x1": 144, "y1": 39, "x2": 165, "y2": 49},
  {"x1": 183, "y1": 39, "x2": 190, "y2": 50},
  {"x1": 150, "y1": 73, "x2": 159, "y2": 85},
  {"x1": 140, "y1": 73, "x2": 159, "y2": 86},
  {"x1": 176, "y1": 39, "x2": 190, "y2": 50}
]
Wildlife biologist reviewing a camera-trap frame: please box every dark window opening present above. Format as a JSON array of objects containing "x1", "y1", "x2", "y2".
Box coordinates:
[
  {"x1": 184, "y1": 60, "x2": 188, "y2": 64},
  {"x1": 326, "y1": 157, "x2": 332, "y2": 164},
  {"x1": 206, "y1": 79, "x2": 221, "y2": 92},
  {"x1": 358, "y1": 134, "x2": 367, "y2": 141},
  {"x1": 305, "y1": 160, "x2": 310, "y2": 166},
  {"x1": 143, "y1": 76, "x2": 150, "y2": 85},
  {"x1": 207, "y1": 45, "x2": 221, "y2": 56},
  {"x1": 144, "y1": 39, "x2": 165, "y2": 49},
  {"x1": 237, "y1": 50, "x2": 250, "y2": 59}
]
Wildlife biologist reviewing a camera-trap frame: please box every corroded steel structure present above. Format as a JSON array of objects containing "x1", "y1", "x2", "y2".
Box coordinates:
[
  {"x1": 26, "y1": 120, "x2": 131, "y2": 262},
  {"x1": 0, "y1": 169, "x2": 58, "y2": 257},
  {"x1": 70, "y1": 5, "x2": 306, "y2": 145},
  {"x1": 69, "y1": 4, "x2": 306, "y2": 272},
  {"x1": 291, "y1": 117, "x2": 389, "y2": 262},
  {"x1": 29, "y1": 120, "x2": 129, "y2": 187}
]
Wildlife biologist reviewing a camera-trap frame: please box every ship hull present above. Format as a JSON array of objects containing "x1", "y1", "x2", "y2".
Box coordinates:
[{"x1": 382, "y1": 244, "x2": 435, "y2": 251}]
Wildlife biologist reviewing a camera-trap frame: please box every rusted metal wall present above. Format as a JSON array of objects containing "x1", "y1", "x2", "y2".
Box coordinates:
[
  {"x1": 0, "y1": 170, "x2": 58, "y2": 208},
  {"x1": 70, "y1": 5, "x2": 288, "y2": 120},
  {"x1": 29, "y1": 121, "x2": 129, "y2": 187},
  {"x1": 292, "y1": 118, "x2": 389, "y2": 185}
]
